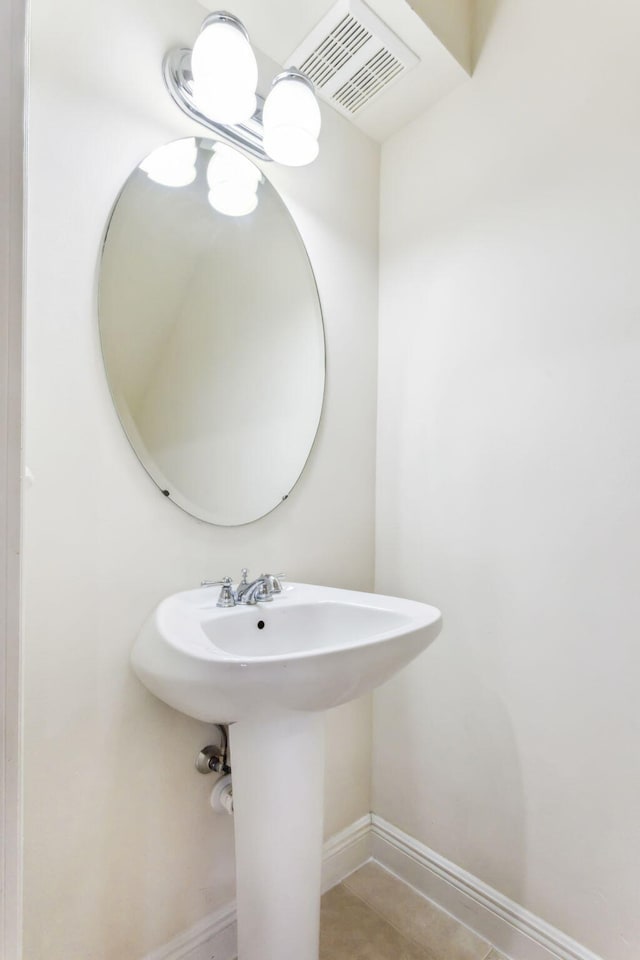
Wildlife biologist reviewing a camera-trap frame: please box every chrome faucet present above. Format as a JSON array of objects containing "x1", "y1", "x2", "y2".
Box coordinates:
[
  {"x1": 238, "y1": 578, "x2": 273, "y2": 605},
  {"x1": 236, "y1": 568, "x2": 274, "y2": 605},
  {"x1": 202, "y1": 569, "x2": 285, "y2": 607}
]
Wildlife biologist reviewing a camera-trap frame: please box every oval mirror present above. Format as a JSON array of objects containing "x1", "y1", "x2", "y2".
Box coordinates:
[{"x1": 98, "y1": 138, "x2": 325, "y2": 526}]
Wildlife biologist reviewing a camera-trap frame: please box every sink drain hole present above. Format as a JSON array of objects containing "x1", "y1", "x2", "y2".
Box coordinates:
[{"x1": 257, "y1": 620, "x2": 265, "y2": 630}]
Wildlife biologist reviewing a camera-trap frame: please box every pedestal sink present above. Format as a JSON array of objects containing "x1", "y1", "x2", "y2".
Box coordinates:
[{"x1": 132, "y1": 582, "x2": 442, "y2": 960}]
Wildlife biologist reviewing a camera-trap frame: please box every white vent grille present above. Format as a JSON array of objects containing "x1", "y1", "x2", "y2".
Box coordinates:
[
  {"x1": 333, "y1": 48, "x2": 404, "y2": 113},
  {"x1": 300, "y1": 14, "x2": 370, "y2": 89},
  {"x1": 287, "y1": 0, "x2": 418, "y2": 119}
]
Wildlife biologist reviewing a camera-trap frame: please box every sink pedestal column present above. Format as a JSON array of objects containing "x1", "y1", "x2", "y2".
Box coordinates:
[{"x1": 229, "y1": 712, "x2": 325, "y2": 960}]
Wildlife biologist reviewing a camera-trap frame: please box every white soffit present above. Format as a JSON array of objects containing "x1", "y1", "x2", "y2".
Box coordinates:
[{"x1": 197, "y1": 0, "x2": 470, "y2": 142}]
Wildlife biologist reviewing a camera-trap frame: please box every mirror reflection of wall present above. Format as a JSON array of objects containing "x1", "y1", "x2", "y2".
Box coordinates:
[{"x1": 99, "y1": 138, "x2": 325, "y2": 526}]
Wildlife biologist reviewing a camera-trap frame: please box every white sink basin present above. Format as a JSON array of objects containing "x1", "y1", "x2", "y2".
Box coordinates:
[{"x1": 131, "y1": 582, "x2": 442, "y2": 722}]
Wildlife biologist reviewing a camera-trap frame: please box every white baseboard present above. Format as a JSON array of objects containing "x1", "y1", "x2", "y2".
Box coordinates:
[
  {"x1": 322, "y1": 813, "x2": 373, "y2": 892},
  {"x1": 143, "y1": 814, "x2": 372, "y2": 960},
  {"x1": 143, "y1": 814, "x2": 603, "y2": 960},
  {"x1": 371, "y1": 816, "x2": 604, "y2": 960},
  {"x1": 143, "y1": 902, "x2": 237, "y2": 960}
]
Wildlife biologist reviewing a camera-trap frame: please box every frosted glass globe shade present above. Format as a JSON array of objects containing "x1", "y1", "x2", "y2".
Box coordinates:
[
  {"x1": 263, "y1": 75, "x2": 321, "y2": 166},
  {"x1": 263, "y1": 127, "x2": 319, "y2": 167},
  {"x1": 191, "y1": 18, "x2": 258, "y2": 125},
  {"x1": 139, "y1": 139, "x2": 197, "y2": 187},
  {"x1": 192, "y1": 81, "x2": 256, "y2": 127}
]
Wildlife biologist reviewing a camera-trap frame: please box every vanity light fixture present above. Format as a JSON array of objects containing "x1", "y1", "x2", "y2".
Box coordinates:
[{"x1": 163, "y1": 11, "x2": 321, "y2": 166}]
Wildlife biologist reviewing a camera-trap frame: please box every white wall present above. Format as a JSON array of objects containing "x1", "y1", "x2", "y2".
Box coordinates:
[
  {"x1": 0, "y1": 1, "x2": 25, "y2": 957},
  {"x1": 375, "y1": 1, "x2": 640, "y2": 958},
  {"x1": 23, "y1": 0, "x2": 378, "y2": 957}
]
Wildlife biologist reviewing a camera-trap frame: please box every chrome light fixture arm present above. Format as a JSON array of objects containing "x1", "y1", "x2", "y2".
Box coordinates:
[{"x1": 163, "y1": 47, "x2": 271, "y2": 162}]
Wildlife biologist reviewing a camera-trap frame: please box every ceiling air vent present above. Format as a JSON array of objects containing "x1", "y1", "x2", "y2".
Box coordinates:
[{"x1": 286, "y1": 0, "x2": 419, "y2": 119}]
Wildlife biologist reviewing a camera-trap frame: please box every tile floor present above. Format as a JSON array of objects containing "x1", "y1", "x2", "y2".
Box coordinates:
[{"x1": 319, "y1": 861, "x2": 506, "y2": 960}]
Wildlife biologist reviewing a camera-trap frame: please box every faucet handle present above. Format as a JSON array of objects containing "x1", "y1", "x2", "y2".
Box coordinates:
[
  {"x1": 201, "y1": 576, "x2": 236, "y2": 608},
  {"x1": 261, "y1": 573, "x2": 285, "y2": 593},
  {"x1": 201, "y1": 576, "x2": 233, "y2": 587}
]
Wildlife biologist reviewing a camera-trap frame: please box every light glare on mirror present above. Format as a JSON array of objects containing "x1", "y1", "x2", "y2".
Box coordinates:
[
  {"x1": 139, "y1": 139, "x2": 197, "y2": 187},
  {"x1": 206, "y1": 143, "x2": 261, "y2": 217}
]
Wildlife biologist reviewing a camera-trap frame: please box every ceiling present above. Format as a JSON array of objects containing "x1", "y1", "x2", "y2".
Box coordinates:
[{"x1": 197, "y1": 0, "x2": 471, "y2": 142}]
